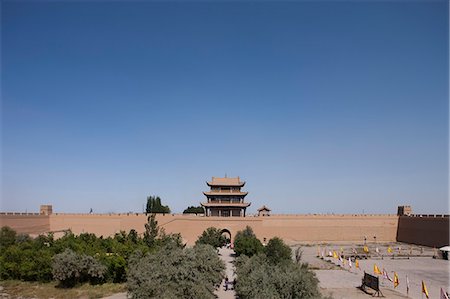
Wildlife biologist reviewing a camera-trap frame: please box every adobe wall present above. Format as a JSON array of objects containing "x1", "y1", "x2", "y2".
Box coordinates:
[
  {"x1": 396, "y1": 215, "x2": 449, "y2": 248},
  {"x1": 0, "y1": 213, "x2": 50, "y2": 235},
  {"x1": 49, "y1": 213, "x2": 148, "y2": 237},
  {"x1": 46, "y1": 213, "x2": 398, "y2": 245}
]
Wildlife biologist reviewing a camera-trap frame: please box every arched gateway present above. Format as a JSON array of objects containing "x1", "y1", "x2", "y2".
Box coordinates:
[{"x1": 220, "y1": 228, "x2": 232, "y2": 242}]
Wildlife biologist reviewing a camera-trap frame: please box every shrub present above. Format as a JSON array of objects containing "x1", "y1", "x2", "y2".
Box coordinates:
[
  {"x1": 0, "y1": 227, "x2": 149, "y2": 285},
  {"x1": 264, "y1": 237, "x2": 292, "y2": 264},
  {"x1": 235, "y1": 254, "x2": 324, "y2": 299},
  {"x1": 0, "y1": 226, "x2": 17, "y2": 249},
  {"x1": 196, "y1": 227, "x2": 227, "y2": 248},
  {"x1": 0, "y1": 239, "x2": 53, "y2": 282},
  {"x1": 234, "y1": 226, "x2": 263, "y2": 257},
  {"x1": 127, "y1": 244, "x2": 225, "y2": 298},
  {"x1": 52, "y1": 249, "x2": 106, "y2": 287},
  {"x1": 102, "y1": 255, "x2": 127, "y2": 283}
]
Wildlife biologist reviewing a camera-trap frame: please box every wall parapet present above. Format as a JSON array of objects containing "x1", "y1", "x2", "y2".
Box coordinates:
[
  {"x1": 0, "y1": 212, "x2": 41, "y2": 216},
  {"x1": 407, "y1": 214, "x2": 449, "y2": 218}
]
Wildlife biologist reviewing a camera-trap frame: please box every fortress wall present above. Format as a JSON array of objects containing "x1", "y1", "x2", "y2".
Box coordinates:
[
  {"x1": 255, "y1": 215, "x2": 398, "y2": 244},
  {"x1": 0, "y1": 213, "x2": 401, "y2": 246},
  {"x1": 396, "y1": 215, "x2": 449, "y2": 248},
  {"x1": 49, "y1": 213, "x2": 148, "y2": 236},
  {"x1": 0, "y1": 214, "x2": 50, "y2": 235},
  {"x1": 147, "y1": 214, "x2": 399, "y2": 245}
]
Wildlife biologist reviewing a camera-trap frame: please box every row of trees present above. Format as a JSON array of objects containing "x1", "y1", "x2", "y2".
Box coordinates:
[
  {"x1": 0, "y1": 215, "x2": 182, "y2": 285},
  {"x1": 146, "y1": 196, "x2": 204, "y2": 215},
  {"x1": 0, "y1": 222, "x2": 225, "y2": 298},
  {"x1": 1, "y1": 222, "x2": 326, "y2": 298},
  {"x1": 146, "y1": 196, "x2": 171, "y2": 214},
  {"x1": 182, "y1": 206, "x2": 204, "y2": 214}
]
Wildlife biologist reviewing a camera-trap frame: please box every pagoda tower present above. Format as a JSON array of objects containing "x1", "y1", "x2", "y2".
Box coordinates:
[{"x1": 201, "y1": 176, "x2": 251, "y2": 217}]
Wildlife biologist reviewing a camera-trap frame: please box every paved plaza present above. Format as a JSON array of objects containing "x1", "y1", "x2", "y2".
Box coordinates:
[{"x1": 298, "y1": 243, "x2": 449, "y2": 299}]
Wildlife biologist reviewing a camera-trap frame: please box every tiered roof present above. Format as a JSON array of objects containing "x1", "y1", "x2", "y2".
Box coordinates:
[
  {"x1": 206, "y1": 176, "x2": 245, "y2": 187},
  {"x1": 203, "y1": 191, "x2": 248, "y2": 197}
]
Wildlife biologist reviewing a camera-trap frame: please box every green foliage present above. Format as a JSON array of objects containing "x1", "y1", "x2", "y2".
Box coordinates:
[
  {"x1": 0, "y1": 227, "x2": 150, "y2": 284},
  {"x1": 235, "y1": 254, "x2": 324, "y2": 299},
  {"x1": 264, "y1": 237, "x2": 292, "y2": 264},
  {"x1": 183, "y1": 206, "x2": 204, "y2": 214},
  {"x1": 143, "y1": 215, "x2": 183, "y2": 249},
  {"x1": 146, "y1": 196, "x2": 171, "y2": 214},
  {"x1": 234, "y1": 226, "x2": 263, "y2": 257},
  {"x1": 157, "y1": 230, "x2": 184, "y2": 249},
  {"x1": 52, "y1": 249, "x2": 106, "y2": 287},
  {"x1": 0, "y1": 226, "x2": 17, "y2": 249},
  {"x1": 102, "y1": 254, "x2": 127, "y2": 283},
  {"x1": 127, "y1": 244, "x2": 225, "y2": 299},
  {"x1": 196, "y1": 227, "x2": 227, "y2": 248},
  {"x1": 143, "y1": 214, "x2": 159, "y2": 247},
  {"x1": 0, "y1": 234, "x2": 53, "y2": 282}
]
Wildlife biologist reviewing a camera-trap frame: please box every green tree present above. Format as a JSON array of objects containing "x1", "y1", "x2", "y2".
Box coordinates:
[
  {"x1": 183, "y1": 206, "x2": 205, "y2": 215},
  {"x1": 234, "y1": 226, "x2": 263, "y2": 257},
  {"x1": 196, "y1": 227, "x2": 227, "y2": 248},
  {"x1": 235, "y1": 254, "x2": 325, "y2": 299},
  {"x1": 146, "y1": 196, "x2": 171, "y2": 214},
  {"x1": 127, "y1": 244, "x2": 224, "y2": 298},
  {"x1": 264, "y1": 237, "x2": 292, "y2": 264},
  {"x1": 52, "y1": 249, "x2": 106, "y2": 287},
  {"x1": 0, "y1": 226, "x2": 17, "y2": 249},
  {"x1": 143, "y1": 214, "x2": 159, "y2": 248},
  {"x1": 128, "y1": 229, "x2": 138, "y2": 244}
]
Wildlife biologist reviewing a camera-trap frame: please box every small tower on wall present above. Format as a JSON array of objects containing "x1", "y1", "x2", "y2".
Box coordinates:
[
  {"x1": 40, "y1": 205, "x2": 53, "y2": 215},
  {"x1": 201, "y1": 176, "x2": 251, "y2": 217},
  {"x1": 397, "y1": 205, "x2": 412, "y2": 216},
  {"x1": 257, "y1": 205, "x2": 271, "y2": 216}
]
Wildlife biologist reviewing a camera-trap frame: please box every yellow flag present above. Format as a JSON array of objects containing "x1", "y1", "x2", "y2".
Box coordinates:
[
  {"x1": 333, "y1": 251, "x2": 338, "y2": 259},
  {"x1": 387, "y1": 246, "x2": 393, "y2": 253},
  {"x1": 422, "y1": 280, "x2": 429, "y2": 298},
  {"x1": 355, "y1": 259, "x2": 359, "y2": 269},
  {"x1": 374, "y1": 264, "x2": 381, "y2": 275},
  {"x1": 364, "y1": 246, "x2": 369, "y2": 253},
  {"x1": 393, "y1": 272, "x2": 399, "y2": 288}
]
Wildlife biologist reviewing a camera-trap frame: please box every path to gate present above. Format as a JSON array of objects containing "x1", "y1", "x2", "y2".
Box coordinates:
[{"x1": 215, "y1": 247, "x2": 237, "y2": 299}]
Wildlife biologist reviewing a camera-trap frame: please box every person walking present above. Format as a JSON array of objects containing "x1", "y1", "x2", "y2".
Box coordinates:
[{"x1": 224, "y1": 276, "x2": 229, "y2": 291}]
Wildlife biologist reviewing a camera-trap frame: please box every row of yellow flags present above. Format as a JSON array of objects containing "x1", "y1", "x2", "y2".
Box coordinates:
[
  {"x1": 325, "y1": 245, "x2": 419, "y2": 254},
  {"x1": 320, "y1": 246, "x2": 448, "y2": 299},
  {"x1": 343, "y1": 259, "x2": 447, "y2": 298},
  {"x1": 318, "y1": 245, "x2": 403, "y2": 256},
  {"x1": 373, "y1": 264, "x2": 449, "y2": 299}
]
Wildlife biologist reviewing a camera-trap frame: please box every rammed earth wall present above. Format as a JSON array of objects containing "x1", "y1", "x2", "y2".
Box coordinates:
[
  {"x1": 0, "y1": 212, "x2": 447, "y2": 247},
  {"x1": 396, "y1": 215, "x2": 449, "y2": 248}
]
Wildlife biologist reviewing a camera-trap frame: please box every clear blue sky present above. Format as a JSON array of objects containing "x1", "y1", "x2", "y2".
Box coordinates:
[{"x1": 1, "y1": 1, "x2": 448, "y2": 215}]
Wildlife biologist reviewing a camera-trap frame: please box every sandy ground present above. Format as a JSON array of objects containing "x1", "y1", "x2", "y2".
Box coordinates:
[{"x1": 101, "y1": 292, "x2": 127, "y2": 299}]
